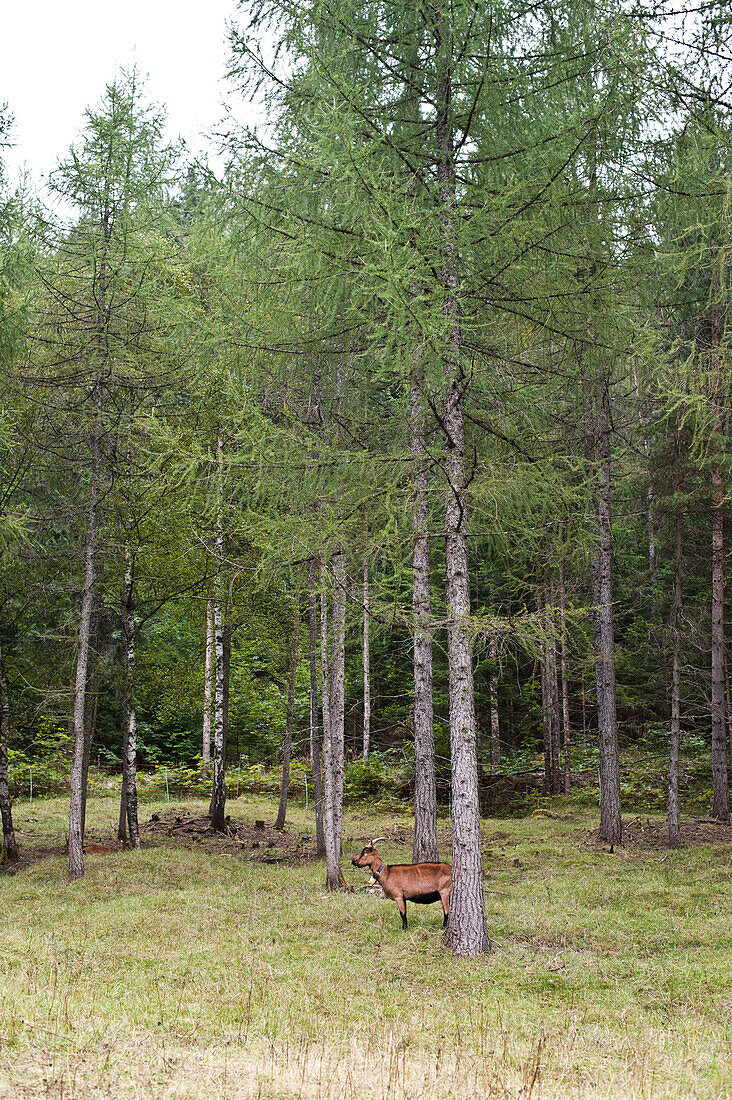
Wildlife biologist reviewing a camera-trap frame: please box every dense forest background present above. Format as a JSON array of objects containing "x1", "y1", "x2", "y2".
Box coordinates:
[{"x1": 1, "y1": 0, "x2": 731, "y2": 896}]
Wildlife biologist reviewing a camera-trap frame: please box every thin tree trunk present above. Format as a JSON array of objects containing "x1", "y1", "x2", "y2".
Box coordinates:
[
  {"x1": 309, "y1": 559, "x2": 326, "y2": 856},
  {"x1": 69, "y1": 424, "x2": 100, "y2": 880},
  {"x1": 0, "y1": 639, "x2": 19, "y2": 861},
  {"x1": 209, "y1": 437, "x2": 227, "y2": 832},
  {"x1": 434, "y1": 33, "x2": 488, "y2": 956},
  {"x1": 586, "y1": 382, "x2": 623, "y2": 844},
  {"x1": 122, "y1": 544, "x2": 140, "y2": 848},
  {"x1": 362, "y1": 559, "x2": 371, "y2": 762},
  {"x1": 669, "y1": 424, "x2": 683, "y2": 849},
  {"x1": 547, "y1": 582, "x2": 561, "y2": 796},
  {"x1": 275, "y1": 607, "x2": 300, "y2": 830},
  {"x1": 320, "y1": 575, "x2": 341, "y2": 888},
  {"x1": 558, "y1": 559, "x2": 571, "y2": 794},
  {"x1": 203, "y1": 599, "x2": 214, "y2": 765},
  {"x1": 411, "y1": 358, "x2": 438, "y2": 862},
  {"x1": 327, "y1": 550, "x2": 346, "y2": 889},
  {"x1": 80, "y1": 673, "x2": 96, "y2": 841},
  {"x1": 540, "y1": 635, "x2": 551, "y2": 796},
  {"x1": 709, "y1": 302, "x2": 730, "y2": 821},
  {"x1": 489, "y1": 635, "x2": 501, "y2": 768}
]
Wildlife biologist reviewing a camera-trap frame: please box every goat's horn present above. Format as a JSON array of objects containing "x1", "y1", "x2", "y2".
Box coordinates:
[{"x1": 370, "y1": 837, "x2": 386, "y2": 846}]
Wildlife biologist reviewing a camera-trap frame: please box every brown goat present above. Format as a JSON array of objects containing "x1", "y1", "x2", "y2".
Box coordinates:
[{"x1": 352, "y1": 840, "x2": 451, "y2": 930}]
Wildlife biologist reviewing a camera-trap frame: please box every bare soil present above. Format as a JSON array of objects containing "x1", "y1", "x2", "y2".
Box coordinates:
[{"x1": 583, "y1": 814, "x2": 732, "y2": 851}]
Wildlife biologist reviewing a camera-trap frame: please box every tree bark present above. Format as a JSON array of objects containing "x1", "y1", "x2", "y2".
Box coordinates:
[
  {"x1": 669, "y1": 424, "x2": 683, "y2": 848},
  {"x1": 209, "y1": 437, "x2": 227, "y2": 831},
  {"x1": 0, "y1": 639, "x2": 19, "y2": 861},
  {"x1": 585, "y1": 382, "x2": 622, "y2": 844},
  {"x1": 275, "y1": 607, "x2": 300, "y2": 830},
  {"x1": 203, "y1": 598, "x2": 214, "y2": 765},
  {"x1": 547, "y1": 582, "x2": 561, "y2": 796},
  {"x1": 320, "y1": 572, "x2": 342, "y2": 889},
  {"x1": 362, "y1": 559, "x2": 371, "y2": 762},
  {"x1": 411, "y1": 359, "x2": 438, "y2": 862},
  {"x1": 309, "y1": 559, "x2": 326, "y2": 856},
  {"x1": 558, "y1": 559, "x2": 571, "y2": 794},
  {"x1": 540, "y1": 632, "x2": 552, "y2": 797},
  {"x1": 79, "y1": 671, "x2": 97, "y2": 841},
  {"x1": 434, "y1": 31, "x2": 488, "y2": 956},
  {"x1": 69, "y1": 417, "x2": 101, "y2": 880},
  {"x1": 709, "y1": 303, "x2": 730, "y2": 821},
  {"x1": 122, "y1": 544, "x2": 140, "y2": 848},
  {"x1": 326, "y1": 550, "x2": 347, "y2": 889},
  {"x1": 488, "y1": 635, "x2": 501, "y2": 769}
]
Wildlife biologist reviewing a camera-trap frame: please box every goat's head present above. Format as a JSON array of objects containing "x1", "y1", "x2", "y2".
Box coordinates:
[{"x1": 351, "y1": 838, "x2": 386, "y2": 869}]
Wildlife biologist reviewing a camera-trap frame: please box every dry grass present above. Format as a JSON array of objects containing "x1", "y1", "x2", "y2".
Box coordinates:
[{"x1": 1, "y1": 795, "x2": 730, "y2": 1099}]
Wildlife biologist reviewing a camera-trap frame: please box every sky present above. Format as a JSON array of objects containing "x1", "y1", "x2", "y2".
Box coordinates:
[{"x1": 1, "y1": 0, "x2": 256, "y2": 191}]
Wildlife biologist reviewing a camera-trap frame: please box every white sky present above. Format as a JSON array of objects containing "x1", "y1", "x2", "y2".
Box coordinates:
[{"x1": 1, "y1": 0, "x2": 256, "y2": 191}]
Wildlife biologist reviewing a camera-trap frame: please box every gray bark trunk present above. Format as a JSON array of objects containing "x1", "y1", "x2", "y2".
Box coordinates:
[
  {"x1": 362, "y1": 559, "x2": 370, "y2": 762},
  {"x1": 80, "y1": 673, "x2": 96, "y2": 841},
  {"x1": 434, "y1": 37, "x2": 488, "y2": 956},
  {"x1": 209, "y1": 437, "x2": 227, "y2": 831},
  {"x1": 275, "y1": 608, "x2": 300, "y2": 830},
  {"x1": 122, "y1": 545, "x2": 140, "y2": 848},
  {"x1": 558, "y1": 560, "x2": 571, "y2": 794},
  {"x1": 547, "y1": 583, "x2": 561, "y2": 796},
  {"x1": 309, "y1": 559, "x2": 326, "y2": 856},
  {"x1": 669, "y1": 426, "x2": 683, "y2": 848},
  {"x1": 320, "y1": 575, "x2": 341, "y2": 889},
  {"x1": 327, "y1": 550, "x2": 346, "y2": 889},
  {"x1": 69, "y1": 411, "x2": 101, "y2": 880},
  {"x1": 586, "y1": 383, "x2": 622, "y2": 844},
  {"x1": 411, "y1": 359, "x2": 439, "y2": 863},
  {"x1": 710, "y1": 305, "x2": 730, "y2": 821},
  {"x1": 0, "y1": 639, "x2": 18, "y2": 861},
  {"x1": 203, "y1": 599, "x2": 214, "y2": 765},
  {"x1": 488, "y1": 635, "x2": 501, "y2": 768}
]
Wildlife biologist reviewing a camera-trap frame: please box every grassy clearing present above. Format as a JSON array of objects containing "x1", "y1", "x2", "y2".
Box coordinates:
[{"x1": 1, "y1": 796, "x2": 731, "y2": 1099}]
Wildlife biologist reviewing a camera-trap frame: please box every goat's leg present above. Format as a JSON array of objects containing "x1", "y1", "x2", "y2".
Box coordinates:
[
  {"x1": 440, "y1": 887, "x2": 450, "y2": 929},
  {"x1": 397, "y1": 898, "x2": 407, "y2": 931}
]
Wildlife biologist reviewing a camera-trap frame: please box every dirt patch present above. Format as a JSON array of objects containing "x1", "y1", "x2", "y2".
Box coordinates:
[
  {"x1": 580, "y1": 816, "x2": 732, "y2": 852},
  {"x1": 142, "y1": 808, "x2": 317, "y2": 863},
  {"x1": 0, "y1": 843, "x2": 67, "y2": 875}
]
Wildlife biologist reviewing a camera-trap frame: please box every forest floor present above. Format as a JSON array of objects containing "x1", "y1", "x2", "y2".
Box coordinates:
[{"x1": 0, "y1": 795, "x2": 730, "y2": 1100}]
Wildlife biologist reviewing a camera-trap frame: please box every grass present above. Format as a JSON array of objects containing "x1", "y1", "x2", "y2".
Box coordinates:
[{"x1": 1, "y1": 795, "x2": 731, "y2": 1099}]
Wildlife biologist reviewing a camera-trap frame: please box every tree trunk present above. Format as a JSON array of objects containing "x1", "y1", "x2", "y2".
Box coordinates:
[
  {"x1": 586, "y1": 382, "x2": 622, "y2": 844},
  {"x1": 209, "y1": 437, "x2": 227, "y2": 832},
  {"x1": 558, "y1": 559, "x2": 571, "y2": 794},
  {"x1": 69, "y1": 424, "x2": 101, "y2": 880},
  {"x1": 362, "y1": 559, "x2": 371, "y2": 762},
  {"x1": 326, "y1": 550, "x2": 346, "y2": 890},
  {"x1": 411, "y1": 359, "x2": 438, "y2": 862},
  {"x1": 320, "y1": 574, "x2": 341, "y2": 888},
  {"x1": 540, "y1": 635, "x2": 552, "y2": 797},
  {"x1": 669, "y1": 424, "x2": 683, "y2": 848},
  {"x1": 309, "y1": 559, "x2": 326, "y2": 856},
  {"x1": 79, "y1": 672, "x2": 97, "y2": 841},
  {"x1": 488, "y1": 635, "x2": 501, "y2": 768},
  {"x1": 275, "y1": 607, "x2": 300, "y2": 830},
  {"x1": 203, "y1": 598, "x2": 214, "y2": 765},
  {"x1": 0, "y1": 639, "x2": 19, "y2": 861},
  {"x1": 709, "y1": 304, "x2": 730, "y2": 821},
  {"x1": 122, "y1": 545, "x2": 141, "y2": 848},
  {"x1": 547, "y1": 582, "x2": 561, "y2": 796},
  {"x1": 434, "y1": 38, "x2": 488, "y2": 956}
]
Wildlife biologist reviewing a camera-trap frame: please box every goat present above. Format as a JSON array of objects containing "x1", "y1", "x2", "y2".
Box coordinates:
[{"x1": 352, "y1": 839, "x2": 451, "y2": 930}]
